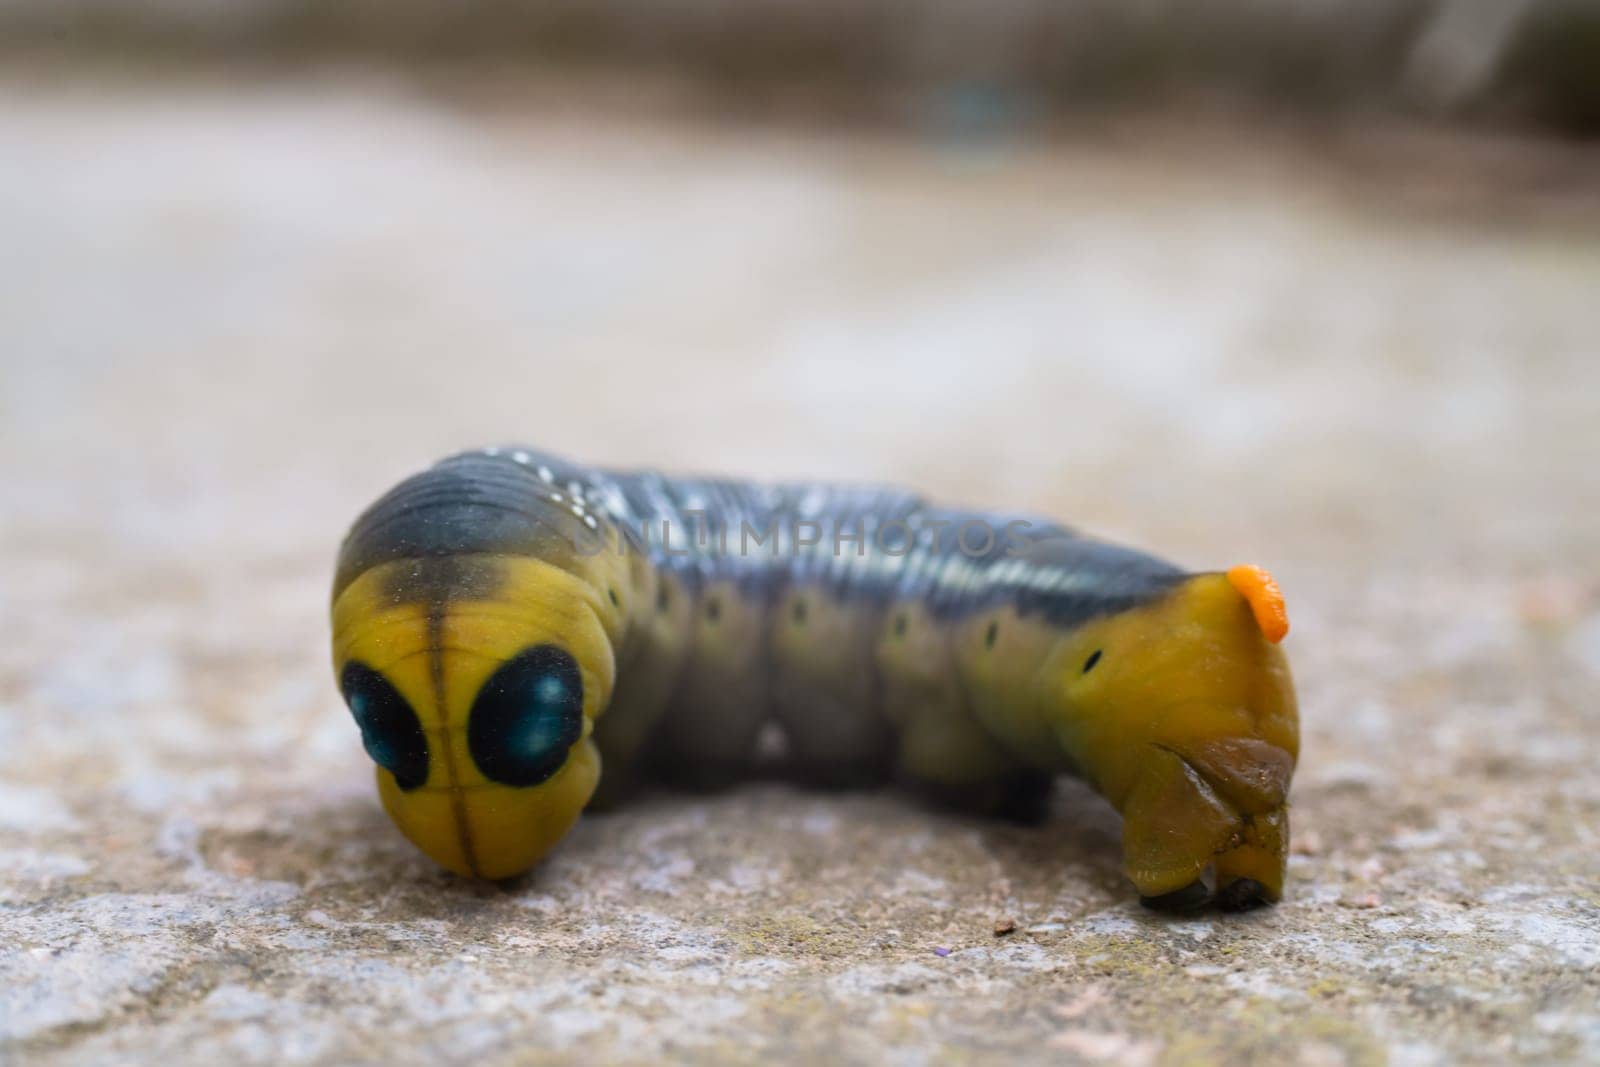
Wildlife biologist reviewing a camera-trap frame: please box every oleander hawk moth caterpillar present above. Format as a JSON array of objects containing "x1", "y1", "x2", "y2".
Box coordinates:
[{"x1": 331, "y1": 447, "x2": 1298, "y2": 911}]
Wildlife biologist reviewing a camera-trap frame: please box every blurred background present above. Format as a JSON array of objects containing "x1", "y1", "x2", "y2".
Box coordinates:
[
  {"x1": 5, "y1": 0, "x2": 1599, "y2": 568},
  {"x1": 3, "y1": 3, "x2": 1599, "y2": 1064}
]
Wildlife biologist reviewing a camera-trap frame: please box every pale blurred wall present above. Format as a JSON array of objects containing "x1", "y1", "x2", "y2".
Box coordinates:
[
  {"x1": 4, "y1": 0, "x2": 1600, "y2": 131},
  {"x1": 3, "y1": 76, "x2": 1596, "y2": 596}
]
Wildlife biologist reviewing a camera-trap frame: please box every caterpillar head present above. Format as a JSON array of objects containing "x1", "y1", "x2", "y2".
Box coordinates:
[
  {"x1": 329, "y1": 450, "x2": 638, "y2": 880},
  {"x1": 331, "y1": 550, "x2": 620, "y2": 880},
  {"x1": 1048, "y1": 565, "x2": 1299, "y2": 909}
]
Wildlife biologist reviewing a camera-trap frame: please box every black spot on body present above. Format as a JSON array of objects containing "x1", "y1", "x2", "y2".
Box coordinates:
[
  {"x1": 1083, "y1": 649, "x2": 1102, "y2": 673},
  {"x1": 468, "y1": 645, "x2": 585, "y2": 788},
  {"x1": 985, "y1": 621, "x2": 999, "y2": 649},
  {"x1": 705, "y1": 597, "x2": 721, "y2": 622},
  {"x1": 341, "y1": 662, "x2": 430, "y2": 791}
]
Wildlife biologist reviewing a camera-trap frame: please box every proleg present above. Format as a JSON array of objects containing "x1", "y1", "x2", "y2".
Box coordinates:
[{"x1": 330, "y1": 447, "x2": 1299, "y2": 909}]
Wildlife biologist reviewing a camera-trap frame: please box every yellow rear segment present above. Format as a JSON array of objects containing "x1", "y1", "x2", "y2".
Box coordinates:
[{"x1": 1040, "y1": 570, "x2": 1298, "y2": 905}]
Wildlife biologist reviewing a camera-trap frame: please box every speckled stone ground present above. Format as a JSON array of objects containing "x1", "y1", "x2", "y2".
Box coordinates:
[{"x1": 2, "y1": 70, "x2": 1598, "y2": 1066}]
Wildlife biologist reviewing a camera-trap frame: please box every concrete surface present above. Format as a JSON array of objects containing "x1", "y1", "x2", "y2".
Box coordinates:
[{"x1": 2, "y1": 71, "x2": 1598, "y2": 1065}]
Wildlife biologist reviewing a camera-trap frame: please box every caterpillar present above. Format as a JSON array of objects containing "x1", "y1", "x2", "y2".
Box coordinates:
[{"x1": 331, "y1": 447, "x2": 1298, "y2": 911}]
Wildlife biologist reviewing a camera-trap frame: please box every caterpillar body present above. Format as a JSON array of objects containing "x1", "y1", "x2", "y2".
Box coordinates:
[{"x1": 331, "y1": 447, "x2": 1298, "y2": 911}]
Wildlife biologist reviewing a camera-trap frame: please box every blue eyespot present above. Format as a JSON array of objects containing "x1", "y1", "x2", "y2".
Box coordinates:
[
  {"x1": 340, "y1": 661, "x2": 430, "y2": 791},
  {"x1": 468, "y1": 645, "x2": 584, "y2": 787}
]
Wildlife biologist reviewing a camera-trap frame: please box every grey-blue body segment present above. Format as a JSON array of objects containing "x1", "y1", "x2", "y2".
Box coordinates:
[{"x1": 335, "y1": 446, "x2": 1188, "y2": 800}]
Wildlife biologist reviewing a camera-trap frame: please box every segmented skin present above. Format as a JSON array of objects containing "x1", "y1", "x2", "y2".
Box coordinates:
[
  {"x1": 335, "y1": 446, "x2": 1186, "y2": 796},
  {"x1": 335, "y1": 448, "x2": 1185, "y2": 618}
]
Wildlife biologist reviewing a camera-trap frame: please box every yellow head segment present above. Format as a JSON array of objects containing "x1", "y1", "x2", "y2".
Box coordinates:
[{"x1": 330, "y1": 554, "x2": 616, "y2": 879}]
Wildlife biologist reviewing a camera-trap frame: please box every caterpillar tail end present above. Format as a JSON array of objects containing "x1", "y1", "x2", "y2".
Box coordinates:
[
  {"x1": 1137, "y1": 811, "x2": 1288, "y2": 913},
  {"x1": 1123, "y1": 739, "x2": 1293, "y2": 912},
  {"x1": 1106, "y1": 570, "x2": 1299, "y2": 912}
]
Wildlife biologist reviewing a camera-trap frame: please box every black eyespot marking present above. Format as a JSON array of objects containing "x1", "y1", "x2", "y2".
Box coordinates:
[
  {"x1": 468, "y1": 645, "x2": 585, "y2": 788},
  {"x1": 1083, "y1": 649, "x2": 1103, "y2": 674},
  {"x1": 656, "y1": 587, "x2": 670, "y2": 613},
  {"x1": 608, "y1": 587, "x2": 621, "y2": 608},
  {"x1": 340, "y1": 661, "x2": 430, "y2": 791},
  {"x1": 705, "y1": 596, "x2": 721, "y2": 622},
  {"x1": 893, "y1": 614, "x2": 907, "y2": 638},
  {"x1": 985, "y1": 621, "x2": 999, "y2": 649},
  {"x1": 792, "y1": 598, "x2": 807, "y2": 623}
]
